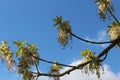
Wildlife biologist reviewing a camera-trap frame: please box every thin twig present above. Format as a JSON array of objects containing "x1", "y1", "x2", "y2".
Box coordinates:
[
  {"x1": 32, "y1": 55, "x2": 76, "y2": 68},
  {"x1": 35, "y1": 62, "x2": 40, "y2": 80},
  {"x1": 69, "y1": 31, "x2": 112, "y2": 44},
  {"x1": 107, "y1": 7, "x2": 120, "y2": 25},
  {"x1": 101, "y1": 0, "x2": 120, "y2": 25},
  {"x1": 97, "y1": 37, "x2": 120, "y2": 58},
  {"x1": 35, "y1": 62, "x2": 40, "y2": 74},
  {"x1": 100, "y1": 52, "x2": 108, "y2": 62}
]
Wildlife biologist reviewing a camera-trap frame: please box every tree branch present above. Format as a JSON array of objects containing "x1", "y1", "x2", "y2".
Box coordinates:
[
  {"x1": 97, "y1": 37, "x2": 120, "y2": 58},
  {"x1": 107, "y1": 7, "x2": 120, "y2": 25},
  {"x1": 32, "y1": 37, "x2": 120, "y2": 78},
  {"x1": 101, "y1": 0, "x2": 120, "y2": 25},
  {"x1": 32, "y1": 60, "x2": 91, "y2": 77},
  {"x1": 32, "y1": 55, "x2": 76, "y2": 68},
  {"x1": 100, "y1": 52, "x2": 108, "y2": 62},
  {"x1": 35, "y1": 62, "x2": 40, "y2": 80},
  {"x1": 69, "y1": 31, "x2": 112, "y2": 44}
]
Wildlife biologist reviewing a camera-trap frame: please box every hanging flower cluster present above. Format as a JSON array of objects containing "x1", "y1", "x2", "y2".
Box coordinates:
[
  {"x1": 96, "y1": 0, "x2": 114, "y2": 20},
  {"x1": 53, "y1": 16, "x2": 72, "y2": 48},
  {"x1": 0, "y1": 41, "x2": 13, "y2": 70},
  {"x1": 80, "y1": 48, "x2": 103, "y2": 78},
  {"x1": 107, "y1": 21, "x2": 120, "y2": 47},
  {"x1": 14, "y1": 40, "x2": 40, "y2": 80},
  {"x1": 49, "y1": 61, "x2": 62, "y2": 80}
]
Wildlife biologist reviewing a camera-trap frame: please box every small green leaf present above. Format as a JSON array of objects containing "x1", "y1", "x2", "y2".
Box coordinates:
[
  {"x1": 28, "y1": 44, "x2": 37, "y2": 51},
  {"x1": 16, "y1": 49, "x2": 23, "y2": 56},
  {"x1": 14, "y1": 40, "x2": 26, "y2": 49},
  {"x1": 80, "y1": 49, "x2": 89, "y2": 56},
  {"x1": 53, "y1": 16, "x2": 62, "y2": 26},
  {"x1": 95, "y1": 0, "x2": 100, "y2": 3},
  {"x1": 13, "y1": 41, "x2": 21, "y2": 48},
  {"x1": 20, "y1": 41, "x2": 26, "y2": 48},
  {"x1": 89, "y1": 52, "x2": 95, "y2": 58}
]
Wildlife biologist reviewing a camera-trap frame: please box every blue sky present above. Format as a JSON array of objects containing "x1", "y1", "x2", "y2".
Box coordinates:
[{"x1": 0, "y1": 0, "x2": 120, "y2": 80}]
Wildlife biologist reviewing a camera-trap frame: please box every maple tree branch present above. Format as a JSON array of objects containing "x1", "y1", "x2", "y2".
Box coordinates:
[
  {"x1": 107, "y1": 7, "x2": 120, "y2": 25},
  {"x1": 32, "y1": 55, "x2": 76, "y2": 68},
  {"x1": 100, "y1": 52, "x2": 108, "y2": 62},
  {"x1": 35, "y1": 62, "x2": 40, "y2": 74},
  {"x1": 32, "y1": 37, "x2": 120, "y2": 78},
  {"x1": 101, "y1": 0, "x2": 120, "y2": 25},
  {"x1": 32, "y1": 60, "x2": 91, "y2": 77},
  {"x1": 97, "y1": 37, "x2": 120, "y2": 58},
  {"x1": 35, "y1": 62, "x2": 40, "y2": 80},
  {"x1": 69, "y1": 31, "x2": 112, "y2": 44}
]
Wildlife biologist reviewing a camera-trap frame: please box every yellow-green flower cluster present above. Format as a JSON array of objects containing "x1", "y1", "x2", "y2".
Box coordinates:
[
  {"x1": 107, "y1": 21, "x2": 120, "y2": 47},
  {"x1": 0, "y1": 41, "x2": 13, "y2": 70},
  {"x1": 96, "y1": 0, "x2": 114, "y2": 20},
  {"x1": 54, "y1": 16, "x2": 72, "y2": 48},
  {"x1": 81, "y1": 49, "x2": 103, "y2": 78}
]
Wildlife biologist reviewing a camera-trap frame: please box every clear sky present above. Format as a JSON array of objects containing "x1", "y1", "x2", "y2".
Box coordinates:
[{"x1": 0, "y1": 0, "x2": 120, "y2": 80}]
